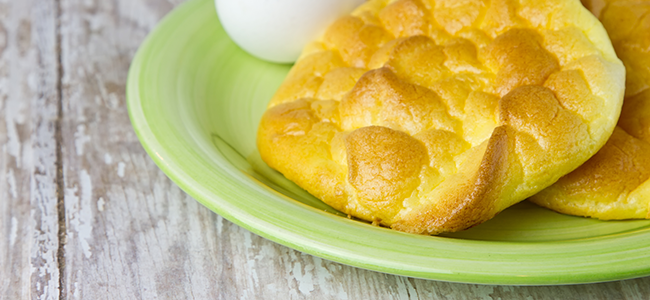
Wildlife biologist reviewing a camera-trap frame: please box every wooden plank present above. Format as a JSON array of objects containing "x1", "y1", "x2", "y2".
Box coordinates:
[
  {"x1": 56, "y1": 0, "x2": 650, "y2": 299},
  {"x1": 31, "y1": 0, "x2": 64, "y2": 298},
  {"x1": 0, "y1": 0, "x2": 61, "y2": 299},
  {"x1": 0, "y1": 2, "x2": 33, "y2": 297},
  {"x1": 58, "y1": 0, "x2": 223, "y2": 298}
]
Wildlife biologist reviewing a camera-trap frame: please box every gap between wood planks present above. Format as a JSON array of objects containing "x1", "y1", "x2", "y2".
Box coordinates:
[{"x1": 54, "y1": 0, "x2": 66, "y2": 298}]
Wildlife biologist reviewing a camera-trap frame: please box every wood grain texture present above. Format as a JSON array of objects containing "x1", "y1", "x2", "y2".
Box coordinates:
[
  {"x1": 0, "y1": 0, "x2": 61, "y2": 299},
  {"x1": 0, "y1": 2, "x2": 33, "y2": 298},
  {"x1": 1, "y1": 0, "x2": 650, "y2": 299}
]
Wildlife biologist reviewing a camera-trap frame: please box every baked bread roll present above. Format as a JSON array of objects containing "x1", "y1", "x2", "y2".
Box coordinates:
[
  {"x1": 257, "y1": 0, "x2": 625, "y2": 234},
  {"x1": 530, "y1": 0, "x2": 650, "y2": 220}
]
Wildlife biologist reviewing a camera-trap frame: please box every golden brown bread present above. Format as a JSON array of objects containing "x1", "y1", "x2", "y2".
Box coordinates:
[
  {"x1": 530, "y1": 0, "x2": 650, "y2": 220},
  {"x1": 257, "y1": 0, "x2": 625, "y2": 234}
]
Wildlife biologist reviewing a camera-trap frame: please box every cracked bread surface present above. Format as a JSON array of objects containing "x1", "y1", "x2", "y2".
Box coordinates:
[
  {"x1": 530, "y1": 0, "x2": 650, "y2": 220},
  {"x1": 257, "y1": 0, "x2": 625, "y2": 234}
]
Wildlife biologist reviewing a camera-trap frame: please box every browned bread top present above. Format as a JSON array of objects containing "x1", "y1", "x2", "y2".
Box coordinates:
[{"x1": 258, "y1": 0, "x2": 625, "y2": 234}]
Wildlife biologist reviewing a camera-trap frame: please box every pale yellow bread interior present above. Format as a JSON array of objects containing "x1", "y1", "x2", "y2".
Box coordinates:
[
  {"x1": 257, "y1": 0, "x2": 625, "y2": 234},
  {"x1": 530, "y1": 0, "x2": 650, "y2": 220}
]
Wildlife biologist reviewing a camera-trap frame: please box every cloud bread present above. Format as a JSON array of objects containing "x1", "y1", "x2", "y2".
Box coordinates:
[
  {"x1": 257, "y1": 0, "x2": 625, "y2": 234},
  {"x1": 530, "y1": 0, "x2": 650, "y2": 220}
]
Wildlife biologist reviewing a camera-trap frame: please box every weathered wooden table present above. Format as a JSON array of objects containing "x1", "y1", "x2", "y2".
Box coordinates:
[{"x1": 2, "y1": 0, "x2": 650, "y2": 299}]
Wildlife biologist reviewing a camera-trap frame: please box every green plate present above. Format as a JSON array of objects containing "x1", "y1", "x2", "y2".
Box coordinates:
[{"x1": 127, "y1": 0, "x2": 650, "y2": 285}]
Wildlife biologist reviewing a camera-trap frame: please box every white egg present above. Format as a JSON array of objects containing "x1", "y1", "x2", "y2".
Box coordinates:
[{"x1": 215, "y1": 0, "x2": 366, "y2": 63}]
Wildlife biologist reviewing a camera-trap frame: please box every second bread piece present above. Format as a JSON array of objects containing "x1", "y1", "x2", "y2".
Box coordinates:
[
  {"x1": 257, "y1": 0, "x2": 625, "y2": 234},
  {"x1": 530, "y1": 0, "x2": 650, "y2": 220}
]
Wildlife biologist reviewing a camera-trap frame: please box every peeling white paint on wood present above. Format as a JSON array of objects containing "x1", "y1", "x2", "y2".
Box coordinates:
[
  {"x1": 9, "y1": 217, "x2": 17, "y2": 247},
  {"x1": 4, "y1": 107, "x2": 23, "y2": 167},
  {"x1": 116, "y1": 161, "x2": 125, "y2": 177},
  {"x1": 67, "y1": 169, "x2": 94, "y2": 259},
  {"x1": 73, "y1": 124, "x2": 90, "y2": 156},
  {"x1": 96, "y1": 197, "x2": 105, "y2": 212},
  {"x1": 0, "y1": 0, "x2": 60, "y2": 299},
  {"x1": 293, "y1": 261, "x2": 315, "y2": 295},
  {"x1": 7, "y1": 168, "x2": 17, "y2": 198}
]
